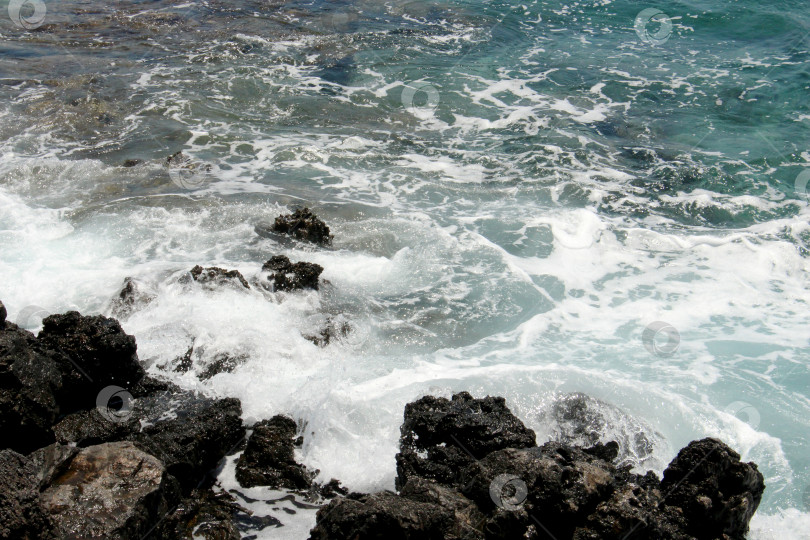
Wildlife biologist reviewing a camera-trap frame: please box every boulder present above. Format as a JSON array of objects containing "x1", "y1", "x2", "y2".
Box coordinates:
[
  {"x1": 308, "y1": 491, "x2": 454, "y2": 540},
  {"x1": 109, "y1": 277, "x2": 156, "y2": 318},
  {"x1": 36, "y1": 311, "x2": 145, "y2": 413},
  {"x1": 0, "y1": 449, "x2": 56, "y2": 540},
  {"x1": 188, "y1": 265, "x2": 250, "y2": 290},
  {"x1": 157, "y1": 487, "x2": 245, "y2": 540},
  {"x1": 0, "y1": 323, "x2": 64, "y2": 453},
  {"x1": 396, "y1": 392, "x2": 536, "y2": 489},
  {"x1": 133, "y1": 393, "x2": 245, "y2": 491},
  {"x1": 40, "y1": 441, "x2": 177, "y2": 539},
  {"x1": 262, "y1": 255, "x2": 323, "y2": 292},
  {"x1": 660, "y1": 438, "x2": 765, "y2": 540},
  {"x1": 235, "y1": 415, "x2": 313, "y2": 489},
  {"x1": 52, "y1": 408, "x2": 139, "y2": 447},
  {"x1": 0, "y1": 300, "x2": 6, "y2": 328},
  {"x1": 268, "y1": 207, "x2": 333, "y2": 245}
]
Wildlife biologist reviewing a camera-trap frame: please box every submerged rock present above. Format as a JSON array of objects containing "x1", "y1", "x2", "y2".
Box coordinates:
[
  {"x1": 303, "y1": 316, "x2": 351, "y2": 347},
  {"x1": 262, "y1": 255, "x2": 323, "y2": 292},
  {"x1": 266, "y1": 207, "x2": 333, "y2": 245},
  {"x1": 188, "y1": 265, "x2": 250, "y2": 290},
  {"x1": 109, "y1": 277, "x2": 156, "y2": 318},
  {"x1": 198, "y1": 352, "x2": 249, "y2": 381},
  {"x1": 40, "y1": 441, "x2": 177, "y2": 540},
  {"x1": 235, "y1": 415, "x2": 313, "y2": 489}
]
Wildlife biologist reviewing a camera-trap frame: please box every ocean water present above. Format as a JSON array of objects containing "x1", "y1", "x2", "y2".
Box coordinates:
[{"x1": 1, "y1": 0, "x2": 809, "y2": 537}]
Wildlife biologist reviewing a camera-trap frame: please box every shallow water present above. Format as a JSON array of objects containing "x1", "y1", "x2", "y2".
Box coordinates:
[{"x1": 1, "y1": 0, "x2": 809, "y2": 537}]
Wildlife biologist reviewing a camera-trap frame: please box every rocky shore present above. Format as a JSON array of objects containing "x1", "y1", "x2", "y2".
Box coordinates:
[{"x1": 0, "y1": 212, "x2": 766, "y2": 539}]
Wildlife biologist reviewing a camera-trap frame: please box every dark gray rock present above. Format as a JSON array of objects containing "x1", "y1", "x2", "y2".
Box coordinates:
[
  {"x1": 235, "y1": 415, "x2": 313, "y2": 489},
  {"x1": 52, "y1": 408, "x2": 139, "y2": 447},
  {"x1": 0, "y1": 323, "x2": 64, "y2": 453},
  {"x1": 36, "y1": 311, "x2": 145, "y2": 413},
  {"x1": 40, "y1": 441, "x2": 177, "y2": 539},
  {"x1": 133, "y1": 393, "x2": 245, "y2": 492},
  {"x1": 157, "y1": 487, "x2": 246, "y2": 540},
  {"x1": 266, "y1": 207, "x2": 333, "y2": 245},
  {"x1": 395, "y1": 392, "x2": 536, "y2": 489},
  {"x1": 262, "y1": 255, "x2": 323, "y2": 292},
  {"x1": 308, "y1": 491, "x2": 454, "y2": 540},
  {"x1": 0, "y1": 449, "x2": 56, "y2": 540},
  {"x1": 660, "y1": 438, "x2": 765, "y2": 540},
  {"x1": 109, "y1": 277, "x2": 156, "y2": 318},
  {"x1": 0, "y1": 300, "x2": 6, "y2": 328},
  {"x1": 188, "y1": 265, "x2": 250, "y2": 290}
]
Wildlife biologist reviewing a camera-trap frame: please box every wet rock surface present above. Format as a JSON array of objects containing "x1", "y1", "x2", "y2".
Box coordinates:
[
  {"x1": 40, "y1": 441, "x2": 176, "y2": 540},
  {"x1": 266, "y1": 207, "x2": 333, "y2": 245},
  {"x1": 312, "y1": 393, "x2": 765, "y2": 540},
  {"x1": 0, "y1": 300, "x2": 6, "y2": 328},
  {"x1": 157, "y1": 487, "x2": 246, "y2": 540},
  {"x1": 188, "y1": 265, "x2": 250, "y2": 290},
  {"x1": 110, "y1": 277, "x2": 156, "y2": 318},
  {"x1": 37, "y1": 311, "x2": 145, "y2": 412},
  {"x1": 262, "y1": 255, "x2": 324, "y2": 291},
  {"x1": 235, "y1": 415, "x2": 314, "y2": 490},
  {"x1": 396, "y1": 392, "x2": 537, "y2": 490},
  {"x1": 0, "y1": 449, "x2": 57, "y2": 540}
]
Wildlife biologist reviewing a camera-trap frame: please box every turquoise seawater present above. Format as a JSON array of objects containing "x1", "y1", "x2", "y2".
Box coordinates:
[{"x1": 1, "y1": 1, "x2": 809, "y2": 537}]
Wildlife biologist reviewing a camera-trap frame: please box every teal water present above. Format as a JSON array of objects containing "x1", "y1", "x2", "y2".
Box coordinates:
[{"x1": 1, "y1": 1, "x2": 809, "y2": 537}]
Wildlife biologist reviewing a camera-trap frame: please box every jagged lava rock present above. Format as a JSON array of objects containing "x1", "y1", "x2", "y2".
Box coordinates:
[
  {"x1": 0, "y1": 300, "x2": 6, "y2": 328},
  {"x1": 40, "y1": 441, "x2": 177, "y2": 539},
  {"x1": 235, "y1": 415, "x2": 313, "y2": 489},
  {"x1": 396, "y1": 392, "x2": 536, "y2": 489},
  {"x1": 109, "y1": 277, "x2": 156, "y2": 318},
  {"x1": 157, "y1": 487, "x2": 246, "y2": 540},
  {"x1": 188, "y1": 265, "x2": 250, "y2": 289},
  {"x1": 262, "y1": 255, "x2": 323, "y2": 292},
  {"x1": 309, "y1": 491, "x2": 454, "y2": 540},
  {"x1": 0, "y1": 322, "x2": 65, "y2": 453},
  {"x1": 36, "y1": 311, "x2": 145, "y2": 412},
  {"x1": 0, "y1": 449, "x2": 57, "y2": 540},
  {"x1": 269, "y1": 207, "x2": 333, "y2": 245},
  {"x1": 660, "y1": 437, "x2": 765, "y2": 540}
]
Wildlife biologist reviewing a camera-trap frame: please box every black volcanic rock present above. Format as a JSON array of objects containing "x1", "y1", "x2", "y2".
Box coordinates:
[
  {"x1": 133, "y1": 394, "x2": 245, "y2": 492},
  {"x1": 157, "y1": 487, "x2": 245, "y2": 540},
  {"x1": 269, "y1": 207, "x2": 333, "y2": 245},
  {"x1": 395, "y1": 392, "x2": 536, "y2": 489},
  {"x1": 311, "y1": 393, "x2": 766, "y2": 540},
  {"x1": 309, "y1": 491, "x2": 454, "y2": 540},
  {"x1": 262, "y1": 255, "x2": 323, "y2": 292},
  {"x1": 0, "y1": 323, "x2": 64, "y2": 453},
  {"x1": 235, "y1": 415, "x2": 313, "y2": 489},
  {"x1": 110, "y1": 277, "x2": 156, "y2": 318},
  {"x1": 660, "y1": 438, "x2": 765, "y2": 540},
  {"x1": 0, "y1": 300, "x2": 6, "y2": 328},
  {"x1": 188, "y1": 265, "x2": 250, "y2": 290},
  {"x1": 36, "y1": 311, "x2": 145, "y2": 412},
  {"x1": 0, "y1": 449, "x2": 57, "y2": 540}
]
